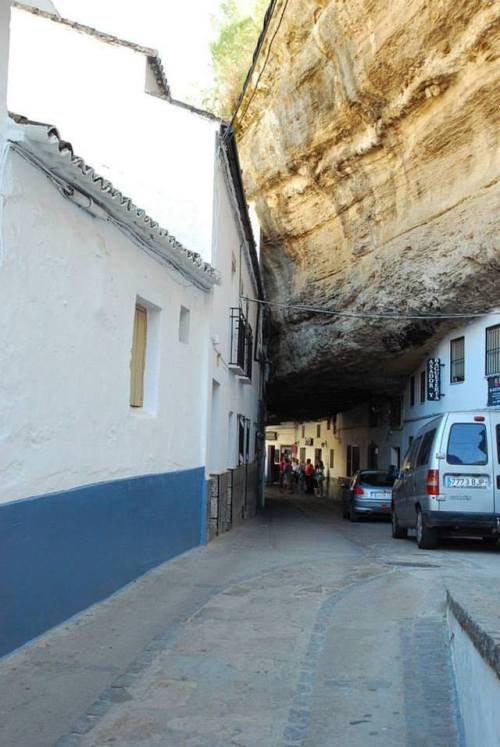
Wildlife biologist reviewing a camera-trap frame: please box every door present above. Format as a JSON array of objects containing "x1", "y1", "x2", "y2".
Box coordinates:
[
  {"x1": 396, "y1": 436, "x2": 421, "y2": 525},
  {"x1": 439, "y1": 415, "x2": 493, "y2": 515},
  {"x1": 491, "y1": 415, "x2": 500, "y2": 514}
]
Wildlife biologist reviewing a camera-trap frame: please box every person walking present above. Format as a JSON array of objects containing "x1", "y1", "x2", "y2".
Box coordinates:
[
  {"x1": 279, "y1": 455, "x2": 286, "y2": 489},
  {"x1": 305, "y1": 458, "x2": 315, "y2": 495},
  {"x1": 315, "y1": 459, "x2": 325, "y2": 497},
  {"x1": 291, "y1": 458, "x2": 300, "y2": 494},
  {"x1": 298, "y1": 460, "x2": 306, "y2": 493},
  {"x1": 283, "y1": 458, "x2": 293, "y2": 493}
]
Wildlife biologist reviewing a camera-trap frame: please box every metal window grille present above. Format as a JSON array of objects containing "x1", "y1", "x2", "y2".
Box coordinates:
[
  {"x1": 450, "y1": 337, "x2": 465, "y2": 382},
  {"x1": 229, "y1": 307, "x2": 253, "y2": 380},
  {"x1": 420, "y1": 370, "x2": 426, "y2": 403},
  {"x1": 486, "y1": 326, "x2": 500, "y2": 376}
]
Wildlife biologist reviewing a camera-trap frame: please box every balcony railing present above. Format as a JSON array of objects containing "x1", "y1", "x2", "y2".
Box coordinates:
[{"x1": 229, "y1": 307, "x2": 253, "y2": 382}]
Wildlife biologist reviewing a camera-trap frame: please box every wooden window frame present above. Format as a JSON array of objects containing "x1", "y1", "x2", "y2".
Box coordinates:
[{"x1": 130, "y1": 304, "x2": 148, "y2": 407}]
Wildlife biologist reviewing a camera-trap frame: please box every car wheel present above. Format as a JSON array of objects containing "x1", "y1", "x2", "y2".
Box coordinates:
[
  {"x1": 416, "y1": 508, "x2": 438, "y2": 549},
  {"x1": 482, "y1": 536, "x2": 498, "y2": 545},
  {"x1": 391, "y1": 506, "x2": 407, "y2": 539}
]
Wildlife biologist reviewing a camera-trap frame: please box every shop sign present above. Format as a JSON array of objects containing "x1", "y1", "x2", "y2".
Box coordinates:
[
  {"x1": 265, "y1": 431, "x2": 278, "y2": 441},
  {"x1": 426, "y1": 358, "x2": 442, "y2": 401},
  {"x1": 487, "y1": 376, "x2": 500, "y2": 407}
]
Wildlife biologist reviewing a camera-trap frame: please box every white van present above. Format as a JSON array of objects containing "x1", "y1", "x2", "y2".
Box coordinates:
[{"x1": 391, "y1": 410, "x2": 500, "y2": 549}]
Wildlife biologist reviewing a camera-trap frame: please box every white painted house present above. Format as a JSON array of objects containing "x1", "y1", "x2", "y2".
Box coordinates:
[
  {"x1": 0, "y1": 1, "x2": 264, "y2": 656},
  {"x1": 267, "y1": 313, "x2": 500, "y2": 492},
  {"x1": 401, "y1": 311, "x2": 500, "y2": 450}
]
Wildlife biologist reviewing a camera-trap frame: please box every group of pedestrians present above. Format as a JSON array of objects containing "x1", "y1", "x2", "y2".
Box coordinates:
[{"x1": 279, "y1": 456, "x2": 326, "y2": 497}]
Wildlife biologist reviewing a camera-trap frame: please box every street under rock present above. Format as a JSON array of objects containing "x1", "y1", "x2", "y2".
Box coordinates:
[{"x1": 2, "y1": 492, "x2": 499, "y2": 747}]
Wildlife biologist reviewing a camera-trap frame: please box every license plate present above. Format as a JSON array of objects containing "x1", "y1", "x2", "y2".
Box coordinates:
[
  {"x1": 374, "y1": 491, "x2": 391, "y2": 499},
  {"x1": 445, "y1": 475, "x2": 489, "y2": 489}
]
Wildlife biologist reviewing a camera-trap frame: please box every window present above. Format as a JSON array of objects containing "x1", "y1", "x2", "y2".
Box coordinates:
[
  {"x1": 410, "y1": 376, "x2": 415, "y2": 407},
  {"x1": 179, "y1": 306, "x2": 190, "y2": 343},
  {"x1": 316, "y1": 423, "x2": 321, "y2": 438},
  {"x1": 367, "y1": 442, "x2": 378, "y2": 469},
  {"x1": 486, "y1": 325, "x2": 500, "y2": 376},
  {"x1": 389, "y1": 398, "x2": 402, "y2": 428},
  {"x1": 301, "y1": 424, "x2": 305, "y2": 438},
  {"x1": 327, "y1": 418, "x2": 331, "y2": 430},
  {"x1": 229, "y1": 308, "x2": 252, "y2": 380},
  {"x1": 329, "y1": 449, "x2": 334, "y2": 469},
  {"x1": 300, "y1": 447, "x2": 306, "y2": 462},
  {"x1": 238, "y1": 415, "x2": 246, "y2": 465},
  {"x1": 450, "y1": 337, "x2": 465, "y2": 383},
  {"x1": 360, "y1": 472, "x2": 396, "y2": 488},
  {"x1": 420, "y1": 370, "x2": 426, "y2": 403},
  {"x1": 447, "y1": 423, "x2": 487, "y2": 465},
  {"x1": 130, "y1": 304, "x2": 147, "y2": 407},
  {"x1": 406, "y1": 436, "x2": 422, "y2": 470},
  {"x1": 346, "y1": 445, "x2": 360, "y2": 477},
  {"x1": 417, "y1": 429, "x2": 436, "y2": 467}
]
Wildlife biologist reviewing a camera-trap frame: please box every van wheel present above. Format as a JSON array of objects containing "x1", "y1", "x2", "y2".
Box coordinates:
[
  {"x1": 416, "y1": 508, "x2": 438, "y2": 549},
  {"x1": 482, "y1": 536, "x2": 498, "y2": 545},
  {"x1": 391, "y1": 507, "x2": 407, "y2": 539}
]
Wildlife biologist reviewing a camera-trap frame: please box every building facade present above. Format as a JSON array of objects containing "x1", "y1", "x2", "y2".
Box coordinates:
[
  {"x1": 0, "y1": 1, "x2": 264, "y2": 656},
  {"x1": 401, "y1": 312, "x2": 500, "y2": 449},
  {"x1": 267, "y1": 313, "x2": 500, "y2": 494}
]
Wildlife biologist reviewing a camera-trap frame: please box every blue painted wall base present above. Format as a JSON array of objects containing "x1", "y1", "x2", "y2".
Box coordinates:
[{"x1": 0, "y1": 468, "x2": 206, "y2": 657}]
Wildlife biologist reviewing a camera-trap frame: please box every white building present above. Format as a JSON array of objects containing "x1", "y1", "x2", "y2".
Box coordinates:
[
  {"x1": 401, "y1": 312, "x2": 500, "y2": 449},
  {"x1": 0, "y1": 1, "x2": 264, "y2": 656},
  {"x1": 267, "y1": 313, "x2": 500, "y2": 492},
  {"x1": 266, "y1": 405, "x2": 402, "y2": 492}
]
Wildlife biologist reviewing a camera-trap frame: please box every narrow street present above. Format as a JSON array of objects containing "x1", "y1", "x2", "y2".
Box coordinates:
[{"x1": 2, "y1": 492, "x2": 498, "y2": 746}]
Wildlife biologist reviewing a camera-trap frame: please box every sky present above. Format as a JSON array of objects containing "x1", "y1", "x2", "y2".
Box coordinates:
[{"x1": 54, "y1": 0, "x2": 223, "y2": 104}]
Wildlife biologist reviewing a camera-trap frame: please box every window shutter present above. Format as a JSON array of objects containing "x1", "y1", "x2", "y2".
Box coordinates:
[{"x1": 130, "y1": 305, "x2": 147, "y2": 407}]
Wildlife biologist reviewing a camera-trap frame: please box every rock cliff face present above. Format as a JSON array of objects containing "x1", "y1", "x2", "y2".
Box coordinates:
[{"x1": 236, "y1": 0, "x2": 500, "y2": 420}]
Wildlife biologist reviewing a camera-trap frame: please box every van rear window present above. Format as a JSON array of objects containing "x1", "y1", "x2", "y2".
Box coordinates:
[{"x1": 447, "y1": 423, "x2": 487, "y2": 465}]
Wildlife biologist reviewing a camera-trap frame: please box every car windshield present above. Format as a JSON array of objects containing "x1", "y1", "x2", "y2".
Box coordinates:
[{"x1": 358, "y1": 472, "x2": 395, "y2": 487}]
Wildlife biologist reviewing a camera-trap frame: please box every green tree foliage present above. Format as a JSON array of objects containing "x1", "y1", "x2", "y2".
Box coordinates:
[{"x1": 206, "y1": 0, "x2": 268, "y2": 119}]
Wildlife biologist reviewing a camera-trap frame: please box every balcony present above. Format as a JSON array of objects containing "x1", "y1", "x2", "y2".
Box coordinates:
[{"x1": 229, "y1": 307, "x2": 253, "y2": 383}]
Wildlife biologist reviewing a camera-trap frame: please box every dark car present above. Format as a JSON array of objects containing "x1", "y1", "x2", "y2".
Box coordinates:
[{"x1": 342, "y1": 469, "x2": 396, "y2": 522}]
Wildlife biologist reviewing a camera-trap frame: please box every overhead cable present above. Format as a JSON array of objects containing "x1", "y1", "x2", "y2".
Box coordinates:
[
  {"x1": 241, "y1": 296, "x2": 499, "y2": 321},
  {"x1": 229, "y1": 0, "x2": 291, "y2": 131}
]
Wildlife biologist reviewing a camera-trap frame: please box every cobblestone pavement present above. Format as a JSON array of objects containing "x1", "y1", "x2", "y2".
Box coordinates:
[{"x1": 2, "y1": 492, "x2": 498, "y2": 746}]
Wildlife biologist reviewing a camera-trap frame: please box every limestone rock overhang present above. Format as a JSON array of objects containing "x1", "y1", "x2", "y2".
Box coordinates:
[{"x1": 235, "y1": 0, "x2": 500, "y2": 420}]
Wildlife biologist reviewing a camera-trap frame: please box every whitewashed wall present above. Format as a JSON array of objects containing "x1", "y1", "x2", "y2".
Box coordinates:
[
  {"x1": 401, "y1": 311, "x2": 500, "y2": 451},
  {"x1": 8, "y1": 9, "x2": 219, "y2": 262},
  {"x1": 0, "y1": 0, "x2": 10, "y2": 134},
  {"x1": 267, "y1": 407, "x2": 402, "y2": 482},
  {"x1": 205, "y1": 155, "x2": 262, "y2": 475},
  {"x1": 0, "y1": 149, "x2": 211, "y2": 504}
]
